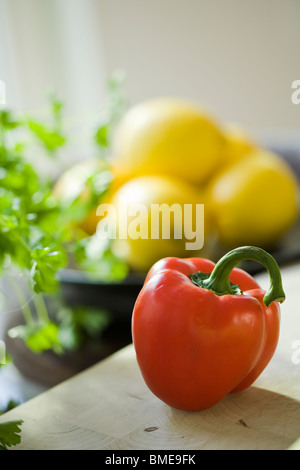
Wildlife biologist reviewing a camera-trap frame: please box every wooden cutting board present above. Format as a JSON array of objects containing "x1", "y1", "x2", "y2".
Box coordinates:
[{"x1": 1, "y1": 263, "x2": 300, "y2": 450}]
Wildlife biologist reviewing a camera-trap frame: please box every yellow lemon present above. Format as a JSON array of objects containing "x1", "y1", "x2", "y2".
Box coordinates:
[
  {"x1": 101, "y1": 175, "x2": 212, "y2": 272},
  {"x1": 221, "y1": 122, "x2": 258, "y2": 170},
  {"x1": 112, "y1": 98, "x2": 225, "y2": 185},
  {"x1": 206, "y1": 149, "x2": 299, "y2": 247}
]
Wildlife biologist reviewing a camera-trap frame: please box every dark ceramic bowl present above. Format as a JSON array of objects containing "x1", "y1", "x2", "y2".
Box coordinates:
[{"x1": 58, "y1": 268, "x2": 145, "y2": 321}]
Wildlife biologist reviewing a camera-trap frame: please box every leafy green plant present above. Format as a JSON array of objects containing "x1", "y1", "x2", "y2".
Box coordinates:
[
  {"x1": 0, "y1": 71, "x2": 128, "y2": 448},
  {"x1": 0, "y1": 106, "x2": 68, "y2": 339},
  {"x1": 0, "y1": 103, "x2": 68, "y2": 448}
]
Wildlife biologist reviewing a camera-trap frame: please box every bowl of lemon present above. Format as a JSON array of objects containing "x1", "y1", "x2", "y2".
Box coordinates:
[{"x1": 54, "y1": 97, "x2": 300, "y2": 321}]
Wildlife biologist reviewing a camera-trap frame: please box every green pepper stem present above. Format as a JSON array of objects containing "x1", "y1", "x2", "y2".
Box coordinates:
[{"x1": 190, "y1": 246, "x2": 285, "y2": 307}]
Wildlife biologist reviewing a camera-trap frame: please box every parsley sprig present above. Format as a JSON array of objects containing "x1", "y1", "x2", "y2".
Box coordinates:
[
  {"x1": 0, "y1": 108, "x2": 68, "y2": 287},
  {"x1": 0, "y1": 420, "x2": 23, "y2": 450}
]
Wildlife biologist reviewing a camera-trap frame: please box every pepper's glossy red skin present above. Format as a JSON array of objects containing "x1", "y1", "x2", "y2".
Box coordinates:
[{"x1": 132, "y1": 257, "x2": 281, "y2": 411}]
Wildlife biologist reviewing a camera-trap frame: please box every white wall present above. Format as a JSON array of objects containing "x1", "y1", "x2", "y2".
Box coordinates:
[
  {"x1": 0, "y1": 0, "x2": 107, "y2": 116},
  {"x1": 0, "y1": 0, "x2": 299, "y2": 147},
  {"x1": 97, "y1": 0, "x2": 300, "y2": 139}
]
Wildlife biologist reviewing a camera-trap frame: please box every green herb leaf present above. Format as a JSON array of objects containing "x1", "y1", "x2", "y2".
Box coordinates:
[
  {"x1": 73, "y1": 235, "x2": 129, "y2": 282},
  {"x1": 0, "y1": 420, "x2": 23, "y2": 450},
  {"x1": 0, "y1": 110, "x2": 20, "y2": 130},
  {"x1": 31, "y1": 246, "x2": 68, "y2": 294},
  {"x1": 8, "y1": 321, "x2": 62, "y2": 354},
  {"x1": 28, "y1": 120, "x2": 66, "y2": 154},
  {"x1": 94, "y1": 69, "x2": 128, "y2": 152},
  {"x1": 95, "y1": 122, "x2": 109, "y2": 148}
]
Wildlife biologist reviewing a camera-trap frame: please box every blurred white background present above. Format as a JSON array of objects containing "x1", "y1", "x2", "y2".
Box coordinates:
[{"x1": 0, "y1": 0, "x2": 299, "y2": 147}]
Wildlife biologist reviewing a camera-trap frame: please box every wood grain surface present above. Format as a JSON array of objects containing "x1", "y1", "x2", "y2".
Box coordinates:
[{"x1": 1, "y1": 263, "x2": 300, "y2": 450}]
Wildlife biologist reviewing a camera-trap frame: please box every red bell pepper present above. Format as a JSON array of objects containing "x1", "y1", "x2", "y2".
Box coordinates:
[{"x1": 132, "y1": 246, "x2": 285, "y2": 411}]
